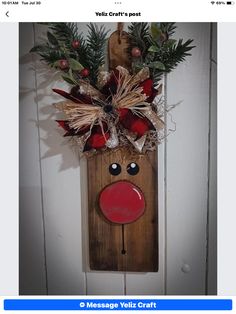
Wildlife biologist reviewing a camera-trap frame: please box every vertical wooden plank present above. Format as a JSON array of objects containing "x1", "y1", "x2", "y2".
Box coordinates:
[
  {"x1": 207, "y1": 23, "x2": 217, "y2": 295},
  {"x1": 79, "y1": 22, "x2": 126, "y2": 294},
  {"x1": 166, "y1": 23, "x2": 211, "y2": 295},
  {"x1": 19, "y1": 23, "x2": 47, "y2": 294},
  {"x1": 34, "y1": 23, "x2": 86, "y2": 294},
  {"x1": 126, "y1": 145, "x2": 165, "y2": 294}
]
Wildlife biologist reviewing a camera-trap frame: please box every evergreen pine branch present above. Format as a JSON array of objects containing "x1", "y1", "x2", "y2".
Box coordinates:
[
  {"x1": 156, "y1": 39, "x2": 195, "y2": 72},
  {"x1": 30, "y1": 23, "x2": 90, "y2": 70},
  {"x1": 30, "y1": 42, "x2": 66, "y2": 65},
  {"x1": 128, "y1": 22, "x2": 151, "y2": 57},
  {"x1": 31, "y1": 23, "x2": 195, "y2": 87},
  {"x1": 30, "y1": 23, "x2": 109, "y2": 85},
  {"x1": 160, "y1": 23, "x2": 176, "y2": 37},
  {"x1": 148, "y1": 38, "x2": 195, "y2": 82},
  {"x1": 39, "y1": 50, "x2": 64, "y2": 65},
  {"x1": 47, "y1": 23, "x2": 90, "y2": 68},
  {"x1": 48, "y1": 22, "x2": 79, "y2": 42},
  {"x1": 86, "y1": 23, "x2": 109, "y2": 86}
]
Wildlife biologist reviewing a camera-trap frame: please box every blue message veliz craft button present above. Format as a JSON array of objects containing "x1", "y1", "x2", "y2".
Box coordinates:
[{"x1": 4, "y1": 299, "x2": 233, "y2": 311}]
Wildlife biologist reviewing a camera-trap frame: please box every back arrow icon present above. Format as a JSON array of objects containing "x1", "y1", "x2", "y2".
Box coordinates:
[{"x1": 6, "y1": 11, "x2": 9, "y2": 17}]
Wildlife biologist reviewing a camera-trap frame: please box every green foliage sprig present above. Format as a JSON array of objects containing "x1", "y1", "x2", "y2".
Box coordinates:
[
  {"x1": 31, "y1": 22, "x2": 195, "y2": 87},
  {"x1": 128, "y1": 22, "x2": 195, "y2": 83},
  {"x1": 86, "y1": 23, "x2": 109, "y2": 86},
  {"x1": 30, "y1": 22, "x2": 108, "y2": 87}
]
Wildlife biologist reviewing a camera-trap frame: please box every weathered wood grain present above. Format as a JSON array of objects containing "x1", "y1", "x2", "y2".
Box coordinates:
[
  {"x1": 108, "y1": 28, "x2": 131, "y2": 71},
  {"x1": 87, "y1": 147, "x2": 158, "y2": 271}
]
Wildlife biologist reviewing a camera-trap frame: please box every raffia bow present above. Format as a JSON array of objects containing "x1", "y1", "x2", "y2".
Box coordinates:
[{"x1": 54, "y1": 66, "x2": 164, "y2": 153}]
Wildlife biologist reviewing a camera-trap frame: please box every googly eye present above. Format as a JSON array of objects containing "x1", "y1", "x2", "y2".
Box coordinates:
[
  {"x1": 127, "y1": 162, "x2": 139, "y2": 176},
  {"x1": 109, "y1": 163, "x2": 121, "y2": 176}
]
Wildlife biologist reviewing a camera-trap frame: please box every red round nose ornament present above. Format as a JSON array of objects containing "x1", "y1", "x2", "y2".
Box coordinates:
[{"x1": 99, "y1": 181, "x2": 145, "y2": 224}]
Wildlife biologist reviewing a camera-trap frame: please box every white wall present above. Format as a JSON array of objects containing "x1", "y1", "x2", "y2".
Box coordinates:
[
  {"x1": 19, "y1": 23, "x2": 47, "y2": 295},
  {"x1": 19, "y1": 22, "x2": 217, "y2": 295}
]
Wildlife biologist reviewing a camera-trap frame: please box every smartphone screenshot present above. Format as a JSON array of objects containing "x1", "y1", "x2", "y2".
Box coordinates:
[{"x1": 0, "y1": 0, "x2": 236, "y2": 312}]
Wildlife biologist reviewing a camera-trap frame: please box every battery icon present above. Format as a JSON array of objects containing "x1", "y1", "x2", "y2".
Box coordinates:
[{"x1": 226, "y1": 1, "x2": 234, "y2": 4}]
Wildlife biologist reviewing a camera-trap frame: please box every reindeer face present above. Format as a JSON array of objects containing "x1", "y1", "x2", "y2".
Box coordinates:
[
  {"x1": 87, "y1": 147, "x2": 158, "y2": 271},
  {"x1": 99, "y1": 162, "x2": 146, "y2": 224}
]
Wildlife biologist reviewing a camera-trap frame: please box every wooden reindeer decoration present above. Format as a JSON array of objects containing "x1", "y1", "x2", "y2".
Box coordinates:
[
  {"x1": 87, "y1": 23, "x2": 158, "y2": 272},
  {"x1": 31, "y1": 22, "x2": 194, "y2": 272}
]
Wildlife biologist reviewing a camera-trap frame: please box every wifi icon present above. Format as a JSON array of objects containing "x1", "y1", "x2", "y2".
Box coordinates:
[{"x1": 211, "y1": 1, "x2": 215, "y2": 3}]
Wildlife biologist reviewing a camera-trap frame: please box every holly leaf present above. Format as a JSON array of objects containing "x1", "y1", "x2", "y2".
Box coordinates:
[
  {"x1": 61, "y1": 68, "x2": 78, "y2": 85},
  {"x1": 68, "y1": 58, "x2": 84, "y2": 71},
  {"x1": 68, "y1": 68, "x2": 74, "y2": 78},
  {"x1": 148, "y1": 45, "x2": 160, "y2": 53},
  {"x1": 47, "y1": 31, "x2": 58, "y2": 46},
  {"x1": 69, "y1": 68, "x2": 79, "y2": 83},
  {"x1": 151, "y1": 23, "x2": 162, "y2": 41},
  {"x1": 61, "y1": 75, "x2": 76, "y2": 85},
  {"x1": 148, "y1": 61, "x2": 165, "y2": 70}
]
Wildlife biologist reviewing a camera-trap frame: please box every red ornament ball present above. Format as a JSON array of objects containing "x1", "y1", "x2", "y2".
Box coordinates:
[
  {"x1": 59, "y1": 59, "x2": 69, "y2": 70},
  {"x1": 80, "y1": 68, "x2": 90, "y2": 78},
  {"x1": 131, "y1": 47, "x2": 141, "y2": 58},
  {"x1": 72, "y1": 40, "x2": 80, "y2": 49}
]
